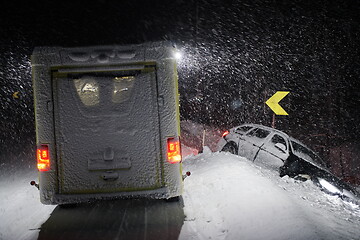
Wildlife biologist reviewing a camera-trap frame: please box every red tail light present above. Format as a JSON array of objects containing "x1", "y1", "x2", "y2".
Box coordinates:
[
  {"x1": 167, "y1": 137, "x2": 182, "y2": 164},
  {"x1": 37, "y1": 144, "x2": 50, "y2": 172},
  {"x1": 222, "y1": 130, "x2": 230, "y2": 137}
]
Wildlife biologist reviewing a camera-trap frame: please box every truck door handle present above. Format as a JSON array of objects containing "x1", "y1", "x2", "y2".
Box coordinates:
[{"x1": 102, "y1": 171, "x2": 119, "y2": 181}]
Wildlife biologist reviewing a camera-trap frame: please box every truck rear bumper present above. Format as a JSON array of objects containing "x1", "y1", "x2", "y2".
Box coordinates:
[{"x1": 42, "y1": 187, "x2": 182, "y2": 205}]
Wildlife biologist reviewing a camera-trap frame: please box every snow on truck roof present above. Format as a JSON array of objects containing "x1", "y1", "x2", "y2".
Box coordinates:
[{"x1": 32, "y1": 41, "x2": 178, "y2": 65}]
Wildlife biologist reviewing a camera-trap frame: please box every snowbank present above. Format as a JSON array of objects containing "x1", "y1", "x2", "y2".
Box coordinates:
[
  {"x1": 0, "y1": 170, "x2": 55, "y2": 240},
  {"x1": 180, "y1": 149, "x2": 360, "y2": 240}
]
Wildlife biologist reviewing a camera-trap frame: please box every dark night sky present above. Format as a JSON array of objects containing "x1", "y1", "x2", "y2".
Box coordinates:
[
  {"x1": 1, "y1": 1, "x2": 191, "y2": 46},
  {"x1": 1, "y1": 0, "x2": 360, "y2": 163}
]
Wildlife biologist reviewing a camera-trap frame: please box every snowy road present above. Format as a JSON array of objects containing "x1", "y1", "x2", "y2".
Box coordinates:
[
  {"x1": 1, "y1": 149, "x2": 360, "y2": 240},
  {"x1": 38, "y1": 198, "x2": 184, "y2": 240},
  {"x1": 0, "y1": 170, "x2": 184, "y2": 240}
]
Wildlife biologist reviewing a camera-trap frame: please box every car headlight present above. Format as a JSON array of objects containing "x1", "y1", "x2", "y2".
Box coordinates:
[{"x1": 318, "y1": 178, "x2": 342, "y2": 195}]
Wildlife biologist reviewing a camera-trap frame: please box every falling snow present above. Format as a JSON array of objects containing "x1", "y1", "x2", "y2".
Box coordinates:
[{"x1": 0, "y1": 1, "x2": 360, "y2": 239}]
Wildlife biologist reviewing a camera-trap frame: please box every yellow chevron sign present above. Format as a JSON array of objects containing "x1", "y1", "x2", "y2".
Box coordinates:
[
  {"x1": 12, "y1": 91, "x2": 19, "y2": 99},
  {"x1": 265, "y1": 91, "x2": 290, "y2": 115}
]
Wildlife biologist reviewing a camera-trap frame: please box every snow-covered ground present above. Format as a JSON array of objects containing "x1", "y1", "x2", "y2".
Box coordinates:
[
  {"x1": 180, "y1": 148, "x2": 360, "y2": 240},
  {"x1": 1, "y1": 148, "x2": 360, "y2": 240},
  {"x1": 0, "y1": 169, "x2": 55, "y2": 240}
]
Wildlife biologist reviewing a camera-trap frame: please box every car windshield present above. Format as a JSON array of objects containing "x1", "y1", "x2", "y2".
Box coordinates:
[{"x1": 290, "y1": 140, "x2": 326, "y2": 168}]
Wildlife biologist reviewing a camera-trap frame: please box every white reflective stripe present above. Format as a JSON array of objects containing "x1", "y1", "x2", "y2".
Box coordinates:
[{"x1": 318, "y1": 178, "x2": 341, "y2": 194}]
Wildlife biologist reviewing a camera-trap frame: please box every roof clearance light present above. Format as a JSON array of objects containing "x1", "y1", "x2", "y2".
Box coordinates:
[
  {"x1": 174, "y1": 51, "x2": 182, "y2": 60},
  {"x1": 37, "y1": 144, "x2": 50, "y2": 172},
  {"x1": 167, "y1": 137, "x2": 182, "y2": 164},
  {"x1": 222, "y1": 131, "x2": 230, "y2": 137}
]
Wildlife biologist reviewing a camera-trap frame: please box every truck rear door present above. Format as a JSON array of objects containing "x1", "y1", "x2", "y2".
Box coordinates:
[{"x1": 53, "y1": 66, "x2": 163, "y2": 194}]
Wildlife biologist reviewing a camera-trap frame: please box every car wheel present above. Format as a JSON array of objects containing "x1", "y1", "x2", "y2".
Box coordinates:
[{"x1": 221, "y1": 142, "x2": 238, "y2": 155}]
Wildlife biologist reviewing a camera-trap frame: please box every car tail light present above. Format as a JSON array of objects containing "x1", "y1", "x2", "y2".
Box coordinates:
[
  {"x1": 167, "y1": 137, "x2": 182, "y2": 164},
  {"x1": 37, "y1": 144, "x2": 50, "y2": 172},
  {"x1": 222, "y1": 130, "x2": 230, "y2": 137}
]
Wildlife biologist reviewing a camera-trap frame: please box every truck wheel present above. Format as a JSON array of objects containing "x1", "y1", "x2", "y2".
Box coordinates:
[{"x1": 221, "y1": 142, "x2": 238, "y2": 155}]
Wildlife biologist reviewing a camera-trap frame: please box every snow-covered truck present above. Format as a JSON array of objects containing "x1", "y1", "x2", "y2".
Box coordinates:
[{"x1": 31, "y1": 42, "x2": 183, "y2": 204}]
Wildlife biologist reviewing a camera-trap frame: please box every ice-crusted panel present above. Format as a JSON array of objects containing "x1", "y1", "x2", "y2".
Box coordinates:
[
  {"x1": 32, "y1": 42, "x2": 183, "y2": 203},
  {"x1": 32, "y1": 54, "x2": 61, "y2": 203},
  {"x1": 54, "y1": 71, "x2": 162, "y2": 194},
  {"x1": 155, "y1": 57, "x2": 183, "y2": 194},
  {"x1": 59, "y1": 45, "x2": 144, "y2": 65}
]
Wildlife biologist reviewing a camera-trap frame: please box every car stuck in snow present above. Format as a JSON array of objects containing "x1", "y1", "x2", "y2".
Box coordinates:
[{"x1": 218, "y1": 124, "x2": 360, "y2": 201}]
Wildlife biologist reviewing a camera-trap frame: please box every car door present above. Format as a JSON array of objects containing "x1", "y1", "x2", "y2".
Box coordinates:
[
  {"x1": 231, "y1": 125, "x2": 254, "y2": 153},
  {"x1": 238, "y1": 128, "x2": 271, "y2": 161},
  {"x1": 254, "y1": 133, "x2": 289, "y2": 170}
]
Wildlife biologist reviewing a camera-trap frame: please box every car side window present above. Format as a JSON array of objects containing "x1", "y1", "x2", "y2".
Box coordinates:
[
  {"x1": 246, "y1": 128, "x2": 270, "y2": 139},
  {"x1": 270, "y1": 134, "x2": 287, "y2": 150},
  {"x1": 246, "y1": 128, "x2": 258, "y2": 137},
  {"x1": 254, "y1": 129, "x2": 270, "y2": 138},
  {"x1": 235, "y1": 126, "x2": 253, "y2": 134}
]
